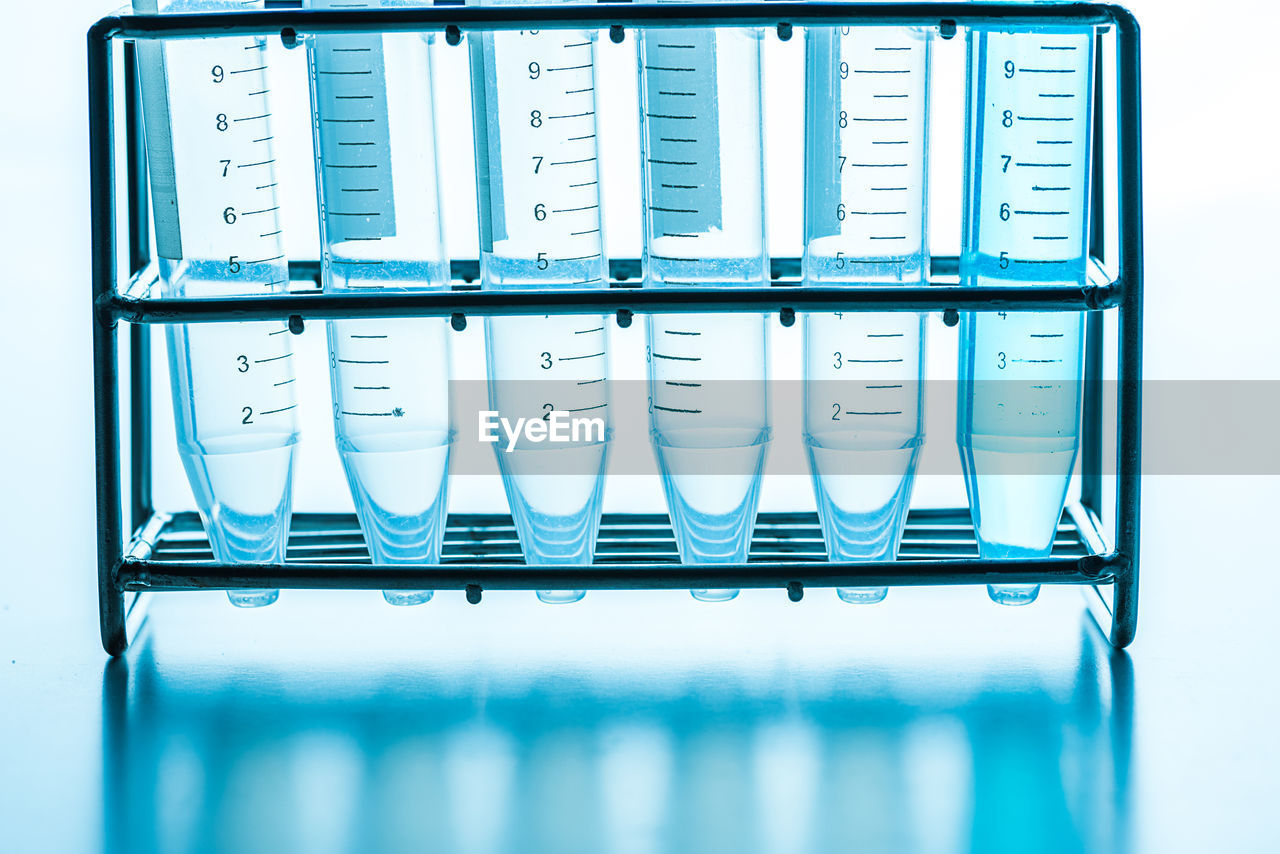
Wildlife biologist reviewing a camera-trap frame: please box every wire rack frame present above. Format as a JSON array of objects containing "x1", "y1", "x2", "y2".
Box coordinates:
[{"x1": 88, "y1": 2, "x2": 1144, "y2": 655}]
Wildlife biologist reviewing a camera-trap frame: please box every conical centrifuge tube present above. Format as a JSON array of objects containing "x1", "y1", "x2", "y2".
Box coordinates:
[
  {"x1": 639, "y1": 5, "x2": 771, "y2": 601},
  {"x1": 469, "y1": 1, "x2": 612, "y2": 603},
  {"x1": 133, "y1": 0, "x2": 298, "y2": 607},
  {"x1": 307, "y1": 0, "x2": 453, "y2": 606},
  {"x1": 958, "y1": 21, "x2": 1093, "y2": 605},
  {"x1": 803, "y1": 25, "x2": 931, "y2": 604}
]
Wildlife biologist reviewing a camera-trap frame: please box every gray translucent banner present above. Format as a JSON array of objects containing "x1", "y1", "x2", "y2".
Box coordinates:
[{"x1": 430, "y1": 380, "x2": 1280, "y2": 476}]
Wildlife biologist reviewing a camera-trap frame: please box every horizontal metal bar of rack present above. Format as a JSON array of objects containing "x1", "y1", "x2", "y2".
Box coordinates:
[
  {"x1": 107, "y1": 257, "x2": 1118, "y2": 330},
  {"x1": 120, "y1": 508, "x2": 1114, "y2": 593},
  {"x1": 89, "y1": 2, "x2": 1143, "y2": 655}
]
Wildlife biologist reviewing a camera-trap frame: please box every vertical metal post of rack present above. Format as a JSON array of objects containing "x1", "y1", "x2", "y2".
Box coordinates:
[
  {"x1": 90, "y1": 14, "x2": 125, "y2": 655},
  {"x1": 89, "y1": 3, "x2": 1143, "y2": 656},
  {"x1": 123, "y1": 40, "x2": 153, "y2": 537},
  {"x1": 1104, "y1": 5, "x2": 1142, "y2": 649}
]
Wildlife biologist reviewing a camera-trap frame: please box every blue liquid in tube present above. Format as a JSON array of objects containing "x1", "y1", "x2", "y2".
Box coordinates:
[
  {"x1": 133, "y1": 0, "x2": 298, "y2": 607},
  {"x1": 307, "y1": 0, "x2": 453, "y2": 606},
  {"x1": 470, "y1": 2, "x2": 612, "y2": 604},
  {"x1": 959, "y1": 25, "x2": 1093, "y2": 605},
  {"x1": 803, "y1": 25, "x2": 931, "y2": 604},
  {"x1": 639, "y1": 14, "x2": 770, "y2": 602}
]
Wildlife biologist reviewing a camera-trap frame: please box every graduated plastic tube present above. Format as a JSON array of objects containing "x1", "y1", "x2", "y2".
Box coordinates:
[
  {"x1": 959, "y1": 23, "x2": 1093, "y2": 605},
  {"x1": 638, "y1": 4, "x2": 770, "y2": 601},
  {"x1": 133, "y1": 0, "x2": 298, "y2": 607},
  {"x1": 469, "y1": 0, "x2": 612, "y2": 603},
  {"x1": 307, "y1": 0, "x2": 453, "y2": 605},
  {"x1": 803, "y1": 25, "x2": 931, "y2": 603}
]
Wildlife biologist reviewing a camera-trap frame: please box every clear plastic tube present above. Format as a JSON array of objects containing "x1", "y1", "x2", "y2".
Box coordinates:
[
  {"x1": 803, "y1": 25, "x2": 930, "y2": 604},
  {"x1": 133, "y1": 0, "x2": 297, "y2": 607},
  {"x1": 638, "y1": 11, "x2": 769, "y2": 601},
  {"x1": 469, "y1": 2, "x2": 612, "y2": 603},
  {"x1": 959, "y1": 24, "x2": 1093, "y2": 605},
  {"x1": 307, "y1": 0, "x2": 452, "y2": 606}
]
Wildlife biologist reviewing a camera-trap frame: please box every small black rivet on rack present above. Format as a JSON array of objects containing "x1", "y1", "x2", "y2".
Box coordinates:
[
  {"x1": 287, "y1": 315, "x2": 305, "y2": 335},
  {"x1": 616, "y1": 308, "x2": 633, "y2": 329},
  {"x1": 939, "y1": 20, "x2": 957, "y2": 40},
  {"x1": 779, "y1": 307, "x2": 796, "y2": 327},
  {"x1": 445, "y1": 25, "x2": 462, "y2": 46},
  {"x1": 609, "y1": 25, "x2": 625, "y2": 44},
  {"x1": 450, "y1": 312, "x2": 467, "y2": 332},
  {"x1": 942, "y1": 308, "x2": 959, "y2": 327},
  {"x1": 280, "y1": 28, "x2": 300, "y2": 49},
  {"x1": 776, "y1": 22, "x2": 793, "y2": 42},
  {"x1": 787, "y1": 581, "x2": 804, "y2": 602},
  {"x1": 465, "y1": 584, "x2": 482, "y2": 604}
]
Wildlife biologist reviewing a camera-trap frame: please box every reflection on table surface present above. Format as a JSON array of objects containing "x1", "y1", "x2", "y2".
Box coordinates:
[{"x1": 101, "y1": 589, "x2": 1133, "y2": 854}]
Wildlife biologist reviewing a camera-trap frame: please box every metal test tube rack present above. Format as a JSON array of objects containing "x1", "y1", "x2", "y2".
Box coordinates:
[{"x1": 89, "y1": 3, "x2": 1144, "y2": 655}]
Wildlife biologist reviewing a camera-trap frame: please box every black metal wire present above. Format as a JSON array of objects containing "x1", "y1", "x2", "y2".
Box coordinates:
[
  {"x1": 105, "y1": 279, "x2": 1118, "y2": 325},
  {"x1": 91, "y1": 3, "x2": 1119, "y2": 41},
  {"x1": 121, "y1": 510, "x2": 1112, "y2": 595}
]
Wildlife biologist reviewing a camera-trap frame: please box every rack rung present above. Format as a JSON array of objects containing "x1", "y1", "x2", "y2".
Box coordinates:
[{"x1": 136, "y1": 509, "x2": 1100, "y2": 576}]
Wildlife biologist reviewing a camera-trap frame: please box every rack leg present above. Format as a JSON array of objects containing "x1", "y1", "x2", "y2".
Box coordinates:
[
  {"x1": 99, "y1": 576, "x2": 128, "y2": 657},
  {"x1": 1109, "y1": 564, "x2": 1139, "y2": 648},
  {"x1": 1083, "y1": 559, "x2": 1137, "y2": 649}
]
